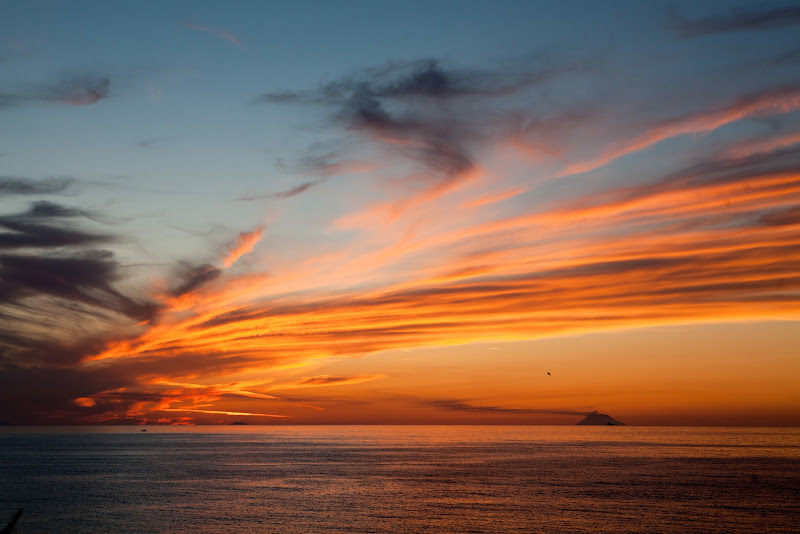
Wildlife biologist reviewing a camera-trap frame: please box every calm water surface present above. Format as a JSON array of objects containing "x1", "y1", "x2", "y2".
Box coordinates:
[{"x1": 1, "y1": 426, "x2": 798, "y2": 533}]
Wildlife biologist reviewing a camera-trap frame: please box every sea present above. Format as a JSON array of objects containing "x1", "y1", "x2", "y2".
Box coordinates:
[{"x1": 1, "y1": 426, "x2": 798, "y2": 533}]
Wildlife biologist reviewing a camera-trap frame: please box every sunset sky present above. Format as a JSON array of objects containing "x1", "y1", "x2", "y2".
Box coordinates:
[{"x1": 1, "y1": 0, "x2": 799, "y2": 426}]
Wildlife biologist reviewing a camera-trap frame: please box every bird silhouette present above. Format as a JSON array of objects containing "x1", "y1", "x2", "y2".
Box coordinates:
[{"x1": 547, "y1": 371, "x2": 551, "y2": 376}]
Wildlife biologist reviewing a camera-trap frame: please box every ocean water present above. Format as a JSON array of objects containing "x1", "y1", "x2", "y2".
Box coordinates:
[{"x1": 1, "y1": 426, "x2": 798, "y2": 533}]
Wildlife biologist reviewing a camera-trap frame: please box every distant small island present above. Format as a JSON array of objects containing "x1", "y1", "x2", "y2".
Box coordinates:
[
  {"x1": 230, "y1": 421, "x2": 249, "y2": 425},
  {"x1": 577, "y1": 411, "x2": 625, "y2": 425}
]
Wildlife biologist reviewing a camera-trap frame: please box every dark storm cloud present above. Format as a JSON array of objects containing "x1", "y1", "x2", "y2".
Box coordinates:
[
  {"x1": 421, "y1": 398, "x2": 590, "y2": 416},
  {"x1": 0, "y1": 176, "x2": 74, "y2": 195},
  {"x1": 670, "y1": 5, "x2": 800, "y2": 37}
]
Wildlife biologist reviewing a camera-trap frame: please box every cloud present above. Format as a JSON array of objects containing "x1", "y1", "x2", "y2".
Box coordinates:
[
  {"x1": 272, "y1": 181, "x2": 320, "y2": 199},
  {"x1": 421, "y1": 398, "x2": 591, "y2": 416},
  {"x1": 670, "y1": 5, "x2": 800, "y2": 37},
  {"x1": 0, "y1": 252, "x2": 157, "y2": 320},
  {"x1": 759, "y1": 206, "x2": 800, "y2": 227},
  {"x1": 239, "y1": 151, "x2": 376, "y2": 201},
  {"x1": 258, "y1": 56, "x2": 588, "y2": 202},
  {"x1": 46, "y1": 74, "x2": 110, "y2": 105},
  {"x1": 222, "y1": 226, "x2": 264, "y2": 267},
  {"x1": 0, "y1": 74, "x2": 110, "y2": 109},
  {"x1": 285, "y1": 374, "x2": 384, "y2": 388},
  {"x1": 559, "y1": 85, "x2": 800, "y2": 176},
  {"x1": 0, "y1": 202, "x2": 110, "y2": 249},
  {"x1": 0, "y1": 202, "x2": 138, "y2": 312},
  {"x1": 183, "y1": 22, "x2": 248, "y2": 51},
  {"x1": 238, "y1": 181, "x2": 320, "y2": 201},
  {"x1": 0, "y1": 176, "x2": 74, "y2": 195},
  {"x1": 136, "y1": 138, "x2": 159, "y2": 149},
  {"x1": 0, "y1": 199, "x2": 160, "y2": 373},
  {"x1": 161, "y1": 408, "x2": 285, "y2": 417},
  {"x1": 88, "y1": 139, "x2": 800, "y2": 379},
  {"x1": 169, "y1": 263, "x2": 222, "y2": 298}
]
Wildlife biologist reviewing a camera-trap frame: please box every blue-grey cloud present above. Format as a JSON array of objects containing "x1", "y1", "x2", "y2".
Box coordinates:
[
  {"x1": 0, "y1": 73, "x2": 110, "y2": 109},
  {"x1": 0, "y1": 176, "x2": 74, "y2": 195},
  {"x1": 0, "y1": 201, "x2": 109, "y2": 249},
  {"x1": 670, "y1": 5, "x2": 800, "y2": 37},
  {"x1": 136, "y1": 138, "x2": 159, "y2": 149},
  {"x1": 257, "y1": 55, "x2": 590, "y2": 197},
  {"x1": 170, "y1": 263, "x2": 222, "y2": 297}
]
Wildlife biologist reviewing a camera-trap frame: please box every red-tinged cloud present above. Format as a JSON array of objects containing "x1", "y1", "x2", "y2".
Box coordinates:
[
  {"x1": 1, "y1": 74, "x2": 110, "y2": 108},
  {"x1": 183, "y1": 22, "x2": 248, "y2": 51}
]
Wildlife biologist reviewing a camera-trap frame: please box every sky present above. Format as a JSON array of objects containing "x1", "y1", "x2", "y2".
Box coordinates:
[{"x1": 1, "y1": 0, "x2": 799, "y2": 426}]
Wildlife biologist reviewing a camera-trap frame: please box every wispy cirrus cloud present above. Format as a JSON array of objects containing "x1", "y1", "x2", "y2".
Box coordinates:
[
  {"x1": 670, "y1": 4, "x2": 800, "y2": 37},
  {"x1": 257, "y1": 55, "x2": 590, "y2": 207},
  {"x1": 183, "y1": 22, "x2": 249, "y2": 51},
  {"x1": 559, "y1": 85, "x2": 800, "y2": 176},
  {"x1": 421, "y1": 398, "x2": 591, "y2": 416},
  {"x1": 279, "y1": 374, "x2": 385, "y2": 389},
  {"x1": 0, "y1": 73, "x2": 110, "y2": 108},
  {"x1": 82, "y1": 140, "x2": 800, "y2": 380},
  {"x1": 0, "y1": 176, "x2": 74, "y2": 195}
]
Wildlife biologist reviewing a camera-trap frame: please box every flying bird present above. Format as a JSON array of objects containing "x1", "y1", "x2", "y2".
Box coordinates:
[{"x1": 547, "y1": 371, "x2": 551, "y2": 376}]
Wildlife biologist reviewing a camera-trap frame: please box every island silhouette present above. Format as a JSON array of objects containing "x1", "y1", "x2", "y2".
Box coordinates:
[{"x1": 576, "y1": 411, "x2": 625, "y2": 425}]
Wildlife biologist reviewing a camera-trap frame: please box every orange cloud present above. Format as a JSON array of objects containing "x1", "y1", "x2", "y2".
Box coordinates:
[
  {"x1": 560, "y1": 87, "x2": 800, "y2": 176},
  {"x1": 49, "y1": 78, "x2": 800, "y2": 425},
  {"x1": 160, "y1": 408, "x2": 286, "y2": 417},
  {"x1": 222, "y1": 225, "x2": 265, "y2": 268},
  {"x1": 274, "y1": 374, "x2": 386, "y2": 389}
]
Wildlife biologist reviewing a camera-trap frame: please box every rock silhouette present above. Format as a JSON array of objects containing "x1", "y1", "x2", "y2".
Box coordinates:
[{"x1": 576, "y1": 411, "x2": 625, "y2": 425}]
